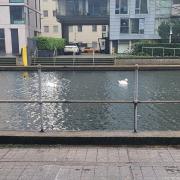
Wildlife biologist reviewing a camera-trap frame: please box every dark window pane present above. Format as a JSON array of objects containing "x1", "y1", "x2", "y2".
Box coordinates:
[
  {"x1": 120, "y1": 19, "x2": 129, "y2": 33},
  {"x1": 116, "y1": 0, "x2": 119, "y2": 9},
  {"x1": 115, "y1": 9, "x2": 119, "y2": 14},
  {"x1": 10, "y1": 6, "x2": 25, "y2": 24},
  {"x1": 78, "y1": 25, "x2": 82, "y2": 32},
  {"x1": 92, "y1": 25, "x2": 97, "y2": 32},
  {"x1": 120, "y1": 0, "x2": 128, "y2": 14},
  {"x1": 0, "y1": 29, "x2": 5, "y2": 54},
  {"x1": 141, "y1": 0, "x2": 148, "y2": 13},
  {"x1": 131, "y1": 19, "x2": 139, "y2": 34},
  {"x1": 0, "y1": 29, "x2": 5, "y2": 39}
]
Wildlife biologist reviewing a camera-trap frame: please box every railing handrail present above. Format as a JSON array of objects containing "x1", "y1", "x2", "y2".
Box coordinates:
[
  {"x1": 0, "y1": 100, "x2": 179, "y2": 104},
  {"x1": 143, "y1": 47, "x2": 180, "y2": 50}
]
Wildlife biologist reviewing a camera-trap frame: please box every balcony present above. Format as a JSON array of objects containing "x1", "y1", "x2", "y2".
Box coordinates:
[
  {"x1": 9, "y1": 0, "x2": 24, "y2": 3},
  {"x1": 57, "y1": 0, "x2": 109, "y2": 25}
]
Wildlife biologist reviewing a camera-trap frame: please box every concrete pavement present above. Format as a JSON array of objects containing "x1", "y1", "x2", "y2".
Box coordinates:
[{"x1": 0, "y1": 145, "x2": 180, "y2": 179}]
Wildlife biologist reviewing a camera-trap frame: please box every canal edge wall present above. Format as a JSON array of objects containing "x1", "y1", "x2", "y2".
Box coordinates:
[
  {"x1": 1, "y1": 65, "x2": 180, "y2": 71},
  {"x1": 1, "y1": 131, "x2": 180, "y2": 145},
  {"x1": 116, "y1": 58, "x2": 180, "y2": 65}
]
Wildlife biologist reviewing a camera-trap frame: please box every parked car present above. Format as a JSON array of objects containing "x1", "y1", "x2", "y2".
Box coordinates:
[
  {"x1": 64, "y1": 43, "x2": 81, "y2": 55},
  {"x1": 84, "y1": 47, "x2": 99, "y2": 53}
]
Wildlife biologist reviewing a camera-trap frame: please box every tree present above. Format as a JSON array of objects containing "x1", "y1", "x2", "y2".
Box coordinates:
[
  {"x1": 158, "y1": 19, "x2": 180, "y2": 43},
  {"x1": 158, "y1": 22, "x2": 170, "y2": 43}
]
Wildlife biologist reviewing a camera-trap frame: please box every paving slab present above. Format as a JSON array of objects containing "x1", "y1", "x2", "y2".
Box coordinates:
[{"x1": 0, "y1": 145, "x2": 180, "y2": 179}]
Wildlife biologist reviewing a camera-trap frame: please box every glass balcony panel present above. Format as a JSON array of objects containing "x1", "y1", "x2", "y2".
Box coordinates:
[
  {"x1": 9, "y1": 0, "x2": 24, "y2": 3},
  {"x1": 59, "y1": 0, "x2": 109, "y2": 17}
]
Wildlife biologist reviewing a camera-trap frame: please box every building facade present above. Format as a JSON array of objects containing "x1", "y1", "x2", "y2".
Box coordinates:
[
  {"x1": 41, "y1": 0, "x2": 62, "y2": 37},
  {"x1": 57, "y1": 0, "x2": 109, "y2": 52},
  {"x1": 68, "y1": 25, "x2": 108, "y2": 51},
  {"x1": 109, "y1": 0, "x2": 172, "y2": 54},
  {"x1": 0, "y1": 0, "x2": 41, "y2": 55}
]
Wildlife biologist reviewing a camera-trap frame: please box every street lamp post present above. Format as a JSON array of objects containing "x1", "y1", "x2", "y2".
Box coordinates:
[{"x1": 169, "y1": 23, "x2": 173, "y2": 44}]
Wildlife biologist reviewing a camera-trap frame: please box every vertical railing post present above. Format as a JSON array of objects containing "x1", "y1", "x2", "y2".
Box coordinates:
[
  {"x1": 163, "y1": 48, "x2": 165, "y2": 57},
  {"x1": 38, "y1": 64, "x2": 44, "y2": 132},
  {"x1": 93, "y1": 49, "x2": 95, "y2": 65},
  {"x1": 134, "y1": 64, "x2": 139, "y2": 133},
  {"x1": 73, "y1": 51, "x2": 75, "y2": 66}
]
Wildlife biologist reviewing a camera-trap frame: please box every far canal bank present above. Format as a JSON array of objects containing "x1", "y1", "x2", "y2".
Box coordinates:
[{"x1": 116, "y1": 58, "x2": 180, "y2": 65}]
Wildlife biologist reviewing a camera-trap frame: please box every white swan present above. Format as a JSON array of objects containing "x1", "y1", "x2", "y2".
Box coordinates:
[{"x1": 118, "y1": 78, "x2": 128, "y2": 86}]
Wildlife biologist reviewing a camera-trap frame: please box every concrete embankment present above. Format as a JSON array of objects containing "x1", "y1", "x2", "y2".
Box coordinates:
[
  {"x1": 0, "y1": 131, "x2": 180, "y2": 145},
  {"x1": 116, "y1": 58, "x2": 180, "y2": 65},
  {"x1": 0, "y1": 65, "x2": 180, "y2": 71}
]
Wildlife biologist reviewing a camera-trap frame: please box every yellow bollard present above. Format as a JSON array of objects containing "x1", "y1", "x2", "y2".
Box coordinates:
[{"x1": 22, "y1": 47, "x2": 28, "y2": 66}]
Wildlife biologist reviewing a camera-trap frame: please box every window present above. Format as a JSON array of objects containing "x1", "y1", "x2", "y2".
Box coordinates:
[
  {"x1": 53, "y1": 10, "x2": 57, "y2": 17},
  {"x1": 173, "y1": 0, "x2": 180, "y2": 4},
  {"x1": 131, "y1": 19, "x2": 144, "y2": 34},
  {"x1": 78, "y1": 25, "x2": 82, "y2": 32},
  {"x1": 43, "y1": 10, "x2": 48, "y2": 17},
  {"x1": 0, "y1": 29, "x2": 5, "y2": 54},
  {"x1": 10, "y1": 6, "x2": 25, "y2": 24},
  {"x1": 135, "y1": 0, "x2": 148, "y2": 14},
  {"x1": 102, "y1": 25, "x2": 106, "y2": 31},
  {"x1": 115, "y1": 0, "x2": 120, "y2": 14},
  {"x1": 53, "y1": 26, "x2": 58, "y2": 33},
  {"x1": 115, "y1": 0, "x2": 128, "y2": 14},
  {"x1": 44, "y1": 26, "x2": 49, "y2": 32},
  {"x1": 92, "y1": 41, "x2": 97, "y2": 49},
  {"x1": 69, "y1": 26, "x2": 73, "y2": 32},
  {"x1": 92, "y1": 25, "x2": 97, "y2": 32},
  {"x1": 120, "y1": 19, "x2": 129, "y2": 33}
]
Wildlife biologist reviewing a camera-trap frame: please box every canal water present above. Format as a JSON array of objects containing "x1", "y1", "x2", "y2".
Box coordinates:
[{"x1": 0, "y1": 71, "x2": 179, "y2": 131}]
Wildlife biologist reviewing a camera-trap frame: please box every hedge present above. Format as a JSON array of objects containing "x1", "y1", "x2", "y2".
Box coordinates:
[
  {"x1": 35, "y1": 37, "x2": 66, "y2": 51},
  {"x1": 132, "y1": 43, "x2": 180, "y2": 56}
]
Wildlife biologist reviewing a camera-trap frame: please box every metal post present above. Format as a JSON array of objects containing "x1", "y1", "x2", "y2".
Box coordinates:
[
  {"x1": 38, "y1": 64, "x2": 44, "y2": 132},
  {"x1": 169, "y1": 24, "x2": 172, "y2": 44},
  {"x1": 134, "y1": 64, "x2": 139, "y2": 133},
  {"x1": 93, "y1": 49, "x2": 95, "y2": 65},
  {"x1": 163, "y1": 48, "x2": 165, "y2": 57},
  {"x1": 73, "y1": 51, "x2": 75, "y2": 66},
  {"x1": 174, "y1": 49, "x2": 176, "y2": 57},
  {"x1": 152, "y1": 48, "x2": 154, "y2": 57}
]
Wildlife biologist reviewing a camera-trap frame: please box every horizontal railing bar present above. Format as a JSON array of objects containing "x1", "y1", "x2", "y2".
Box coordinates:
[
  {"x1": 139, "y1": 100, "x2": 180, "y2": 104},
  {"x1": 0, "y1": 100, "x2": 180, "y2": 104}
]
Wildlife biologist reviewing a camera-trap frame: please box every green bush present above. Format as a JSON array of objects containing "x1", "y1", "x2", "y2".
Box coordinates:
[
  {"x1": 132, "y1": 42, "x2": 180, "y2": 57},
  {"x1": 35, "y1": 37, "x2": 65, "y2": 50}
]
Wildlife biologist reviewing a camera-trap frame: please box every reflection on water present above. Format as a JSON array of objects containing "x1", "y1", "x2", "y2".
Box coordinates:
[{"x1": 0, "y1": 71, "x2": 179, "y2": 131}]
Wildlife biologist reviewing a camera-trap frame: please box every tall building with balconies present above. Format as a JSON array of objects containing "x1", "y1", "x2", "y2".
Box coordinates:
[
  {"x1": 0, "y1": 0, "x2": 41, "y2": 55},
  {"x1": 56, "y1": 0, "x2": 110, "y2": 52}
]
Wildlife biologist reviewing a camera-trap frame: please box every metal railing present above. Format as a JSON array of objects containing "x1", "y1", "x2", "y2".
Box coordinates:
[
  {"x1": 142, "y1": 47, "x2": 180, "y2": 57},
  {"x1": 0, "y1": 64, "x2": 180, "y2": 133},
  {"x1": 33, "y1": 48, "x2": 38, "y2": 66}
]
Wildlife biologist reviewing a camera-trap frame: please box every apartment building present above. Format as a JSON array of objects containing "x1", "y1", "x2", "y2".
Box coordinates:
[
  {"x1": 0, "y1": 0, "x2": 41, "y2": 55},
  {"x1": 57, "y1": 0, "x2": 109, "y2": 52},
  {"x1": 41, "y1": 0, "x2": 61, "y2": 37},
  {"x1": 68, "y1": 25, "x2": 108, "y2": 51},
  {"x1": 109, "y1": 0, "x2": 172, "y2": 54}
]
